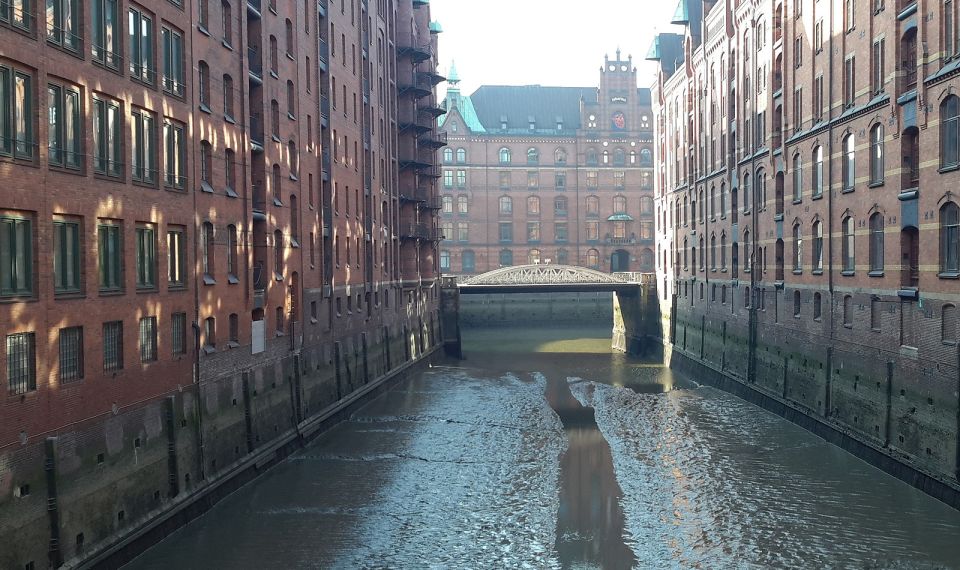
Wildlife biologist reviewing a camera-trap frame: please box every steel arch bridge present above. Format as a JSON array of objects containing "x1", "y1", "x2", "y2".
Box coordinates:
[{"x1": 456, "y1": 264, "x2": 640, "y2": 294}]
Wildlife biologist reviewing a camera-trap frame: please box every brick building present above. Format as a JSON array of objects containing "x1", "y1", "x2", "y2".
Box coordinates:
[
  {"x1": 651, "y1": 0, "x2": 960, "y2": 489},
  {"x1": 436, "y1": 54, "x2": 656, "y2": 275},
  {"x1": 0, "y1": 0, "x2": 444, "y2": 567}
]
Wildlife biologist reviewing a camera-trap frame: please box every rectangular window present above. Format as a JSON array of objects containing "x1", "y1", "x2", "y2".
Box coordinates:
[
  {"x1": 555, "y1": 171, "x2": 566, "y2": 190},
  {"x1": 814, "y1": 75, "x2": 824, "y2": 121},
  {"x1": 47, "y1": 0, "x2": 80, "y2": 51},
  {"x1": 98, "y1": 221, "x2": 122, "y2": 291},
  {"x1": 163, "y1": 119, "x2": 185, "y2": 188},
  {"x1": 0, "y1": 215, "x2": 33, "y2": 297},
  {"x1": 872, "y1": 39, "x2": 885, "y2": 94},
  {"x1": 586, "y1": 171, "x2": 598, "y2": 188},
  {"x1": 171, "y1": 312, "x2": 186, "y2": 355},
  {"x1": 128, "y1": 7, "x2": 155, "y2": 83},
  {"x1": 443, "y1": 170, "x2": 452, "y2": 188},
  {"x1": 793, "y1": 87, "x2": 803, "y2": 133},
  {"x1": 0, "y1": 67, "x2": 35, "y2": 159},
  {"x1": 6, "y1": 332, "x2": 36, "y2": 395},
  {"x1": 167, "y1": 227, "x2": 185, "y2": 287},
  {"x1": 161, "y1": 26, "x2": 184, "y2": 96},
  {"x1": 498, "y1": 222, "x2": 512, "y2": 242},
  {"x1": 815, "y1": 20, "x2": 823, "y2": 52},
  {"x1": 58, "y1": 326, "x2": 83, "y2": 382},
  {"x1": 102, "y1": 320, "x2": 123, "y2": 371},
  {"x1": 94, "y1": 96, "x2": 122, "y2": 176},
  {"x1": 139, "y1": 316, "x2": 157, "y2": 362},
  {"x1": 135, "y1": 224, "x2": 156, "y2": 289},
  {"x1": 53, "y1": 218, "x2": 81, "y2": 293},
  {"x1": 47, "y1": 82, "x2": 82, "y2": 169},
  {"x1": 844, "y1": 56, "x2": 856, "y2": 107},
  {"x1": 457, "y1": 223, "x2": 469, "y2": 242},
  {"x1": 456, "y1": 170, "x2": 466, "y2": 188},
  {"x1": 527, "y1": 171, "x2": 539, "y2": 189},
  {"x1": 555, "y1": 222, "x2": 568, "y2": 242},
  {"x1": 527, "y1": 222, "x2": 541, "y2": 242},
  {"x1": 614, "y1": 171, "x2": 625, "y2": 189},
  {"x1": 92, "y1": 0, "x2": 120, "y2": 69},
  {"x1": 131, "y1": 108, "x2": 156, "y2": 183},
  {"x1": 499, "y1": 171, "x2": 510, "y2": 189},
  {"x1": 1, "y1": 0, "x2": 34, "y2": 31},
  {"x1": 586, "y1": 221, "x2": 599, "y2": 241}
]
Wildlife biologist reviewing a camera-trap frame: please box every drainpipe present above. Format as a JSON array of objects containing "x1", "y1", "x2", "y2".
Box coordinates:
[{"x1": 824, "y1": 0, "x2": 837, "y2": 418}]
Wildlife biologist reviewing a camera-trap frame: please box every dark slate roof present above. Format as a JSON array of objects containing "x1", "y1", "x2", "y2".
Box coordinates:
[{"x1": 468, "y1": 85, "x2": 598, "y2": 134}]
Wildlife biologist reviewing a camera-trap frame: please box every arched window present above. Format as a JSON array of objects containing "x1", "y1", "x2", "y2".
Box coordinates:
[
  {"x1": 843, "y1": 295, "x2": 853, "y2": 326},
  {"x1": 756, "y1": 169, "x2": 766, "y2": 209},
  {"x1": 226, "y1": 224, "x2": 238, "y2": 278},
  {"x1": 439, "y1": 250, "x2": 451, "y2": 271},
  {"x1": 720, "y1": 183, "x2": 727, "y2": 217},
  {"x1": 942, "y1": 96, "x2": 960, "y2": 168},
  {"x1": 527, "y1": 195, "x2": 540, "y2": 215},
  {"x1": 274, "y1": 229, "x2": 283, "y2": 275},
  {"x1": 498, "y1": 249, "x2": 513, "y2": 267},
  {"x1": 942, "y1": 201, "x2": 960, "y2": 273},
  {"x1": 204, "y1": 316, "x2": 216, "y2": 348},
  {"x1": 842, "y1": 215, "x2": 855, "y2": 272},
  {"x1": 288, "y1": 140, "x2": 298, "y2": 177},
  {"x1": 527, "y1": 147, "x2": 539, "y2": 165},
  {"x1": 775, "y1": 238, "x2": 785, "y2": 280},
  {"x1": 792, "y1": 223, "x2": 802, "y2": 272},
  {"x1": 813, "y1": 220, "x2": 824, "y2": 272},
  {"x1": 792, "y1": 153, "x2": 802, "y2": 202},
  {"x1": 869, "y1": 212, "x2": 884, "y2": 272},
  {"x1": 586, "y1": 148, "x2": 598, "y2": 165},
  {"x1": 842, "y1": 133, "x2": 855, "y2": 190},
  {"x1": 286, "y1": 80, "x2": 295, "y2": 115},
  {"x1": 271, "y1": 100, "x2": 280, "y2": 137},
  {"x1": 528, "y1": 248, "x2": 542, "y2": 264},
  {"x1": 613, "y1": 148, "x2": 626, "y2": 166},
  {"x1": 202, "y1": 221, "x2": 214, "y2": 276},
  {"x1": 499, "y1": 147, "x2": 511, "y2": 164},
  {"x1": 742, "y1": 170, "x2": 751, "y2": 211},
  {"x1": 554, "y1": 148, "x2": 567, "y2": 164},
  {"x1": 813, "y1": 145, "x2": 824, "y2": 197},
  {"x1": 710, "y1": 186, "x2": 716, "y2": 218},
  {"x1": 290, "y1": 194, "x2": 299, "y2": 242},
  {"x1": 814, "y1": 292, "x2": 823, "y2": 320},
  {"x1": 743, "y1": 229, "x2": 751, "y2": 272},
  {"x1": 630, "y1": 150, "x2": 637, "y2": 164},
  {"x1": 442, "y1": 148, "x2": 453, "y2": 163},
  {"x1": 441, "y1": 195, "x2": 453, "y2": 213},
  {"x1": 710, "y1": 233, "x2": 717, "y2": 269},
  {"x1": 456, "y1": 148, "x2": 466, "y2": 163},
  {"x1": 586, "y1": 248, "x2": 600, "y2": 268},
  {"x1": 457, "y1": 195, "x2": 469, "y2": 214},
  {"x1": 586, "y1": 195, "x2": 599, "y2": 215},
  {"x1": 223, "y1": 74, "x2": 234, "y2": 118},
  {"x1": 198, "y1": 61, "x2": 211, "y2": 107},
  {"x1": 793, "y1": 290, "x2": 801, "y2": 317},
  {"x1": 640, "y1": 248, "x2": 654, "y2": 269},
  {"x1": 602, "y1": 150, "x2": 609, "y2": 164},
  {"x1": 640, "y1": 196, "x2": 653, "y2": 213},
  {"x1": 870, "y1": 123, "x2": 884, "y2": 184},
  {"x1": 640, "y1": 148, "x2": 653, "y2": 166},
  {"x1": 613, "y1": 195, "x2": 627, "y2": 213},
  {"x1": 284, "y1": 18, "x2": 294, "y2": 55},
  {"x1": 498, "y1": 196, "x2": 512, "y2": 215},
  {"x1": 721, "y1": 232, "x2": 728, "y2": 268}
]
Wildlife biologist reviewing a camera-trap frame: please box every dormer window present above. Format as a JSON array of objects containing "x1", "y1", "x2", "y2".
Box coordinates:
[
  {"x1": 528, "y1": 115, "x2": 536, "y2": 131},
  {"x1": 500, "y1": 114, "x2": 508, "y2": 130}
]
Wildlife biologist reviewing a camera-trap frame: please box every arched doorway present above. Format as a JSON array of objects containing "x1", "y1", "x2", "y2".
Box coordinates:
[{"x1": 610, "y1": 249, "x2": 630, "y2": 272}]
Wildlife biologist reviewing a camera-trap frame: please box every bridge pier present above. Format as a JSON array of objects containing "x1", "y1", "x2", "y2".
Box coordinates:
[
  {"x1": 440, "y1": 277, "x2": 463, "y2": 359},
  {"x1": 612, "y1": 275, "x2": 660, "y2": 357}
]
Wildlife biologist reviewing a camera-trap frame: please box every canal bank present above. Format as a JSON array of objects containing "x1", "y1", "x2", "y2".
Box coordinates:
[{"x1": 122, "y1": 324, "x2": 960, "y2": 569}]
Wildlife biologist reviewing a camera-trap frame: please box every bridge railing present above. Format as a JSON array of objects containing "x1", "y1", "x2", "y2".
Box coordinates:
[{"x1": 612, "y1": 271, "x2": 656, "y2": 284}]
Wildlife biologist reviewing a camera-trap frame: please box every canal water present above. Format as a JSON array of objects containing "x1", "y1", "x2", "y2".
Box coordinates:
[{"x1": 126, "y1": 325, "x2": 960, "y2": 569}]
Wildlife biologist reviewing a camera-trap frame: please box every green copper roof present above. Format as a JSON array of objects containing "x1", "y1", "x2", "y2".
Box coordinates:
[
  {"x1": 645, "y1": 36, "x2": 661, "y2": 60},
  {"x1": 671, "y1": 0, "x2": 689, "y2": 24},
  {"x1": 607, "y1": 213, "x2": 635, "y2": 221},
  {"x1": 429, "y1": 21, "x2": 442, "y2": 33},
  {"x1": 447, "y1": 61, "x2": 460, "y2": 84},
  {"x1": 439, "y1": 91, "x2": 486, "y2": 133}
]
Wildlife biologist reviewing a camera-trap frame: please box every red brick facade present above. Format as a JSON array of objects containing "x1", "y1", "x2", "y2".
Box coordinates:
[
  {"x1": 651, "y1": 0, "x2": 960, "y2": 486},
  {"x1": 436, "y1": 56, "x2": 656, "y2": 275}
]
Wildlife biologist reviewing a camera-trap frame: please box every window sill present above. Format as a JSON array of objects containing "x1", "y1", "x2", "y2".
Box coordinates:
[
  {"x1": 274, "y1": 273, "x2": 284, "y2": 281},
  {"x1": 868, "y1": 181, "x2": 884, "y2": 188},
  {"x1": 841, "y1": 270, "x2": 855, "y2": 277},
  {"x1": 793, "y1": 269, "x2": 802, "y2": 275},
  {"x1": 228, "y1": 341, "x2": 240, "y2": 349},
  {"x1": 868, "y1": 270, "x2": 884, "y2": 277},
  {"x1": 199, "y1": 104, "x2": 211, "y2": 114},
  {"x1": 225, "y1": 186, "x2": 239, "y2": 198},
  {"x1": 98, "y1": 289, "x2": 124, "y2": 297},
  {"x1": 225, "y1": 115, "x2": 236, "y2": 124},
  {"x1": 200, "y1": 181, "x2": 214, "y2": 193},
  {"x1": 938, "y1": 272, "x2": 960, "y2": 279},
  {"x1": 792, "y1": 199, "x2": 802, "y2": 205},
  {"x1": 168, "y1": 285, "x2": 188, "y2": 292},
  {"x1": 203, "y1": 345, "x2": 216, "y2": 355},
  {"x1": 812, "y1": 193, "x2": 823, "y2": 201},
  {"x1": 136, "y1": 286, "x2": 158, "y2": 293},
  {"x1": 843, "y1": 323, "x2": 853, "y2": 329},
  {"x1": 54, "y1": 291, "x2": 85, "y2": 300},
  {"x1": 227, "y1": 275, "x2": 239, "y2": 284},
  {"x1": 48, "y1": 164, "x2": 85, "y2": 176},
  {"x1": 132, "y1": 179, "x2": 158, "y2": 190},
  {"x1": 939, "y1": 164, "x2": 960, "y2": 174},
  {"x1": 203, "y1": 275, "x2": 216, "y2": 285},
  {"x1": 94, "y1": 172, "x2": 125, "y2": 183},
  {"x1": 286, "y1": 52, "x2": 295, "y2": 61},
  {"x1": 197, "y1": 24, "x2": 210, "y2": 36},
  {"x1": 812, "y1": 269, "x2": 823, "y2": 275},
  {"x1": 287, "y1": 112, "x2": 296, "y2": 121},
  {"x1": 222, "y1": 40, "x2": 233, "y2": 50},
  {"x1": 272, "y1": 135, "x2": 282, "y2": 143},
  {"x1": 841, "y1": 187, "x2": 855, "y2": 194}
]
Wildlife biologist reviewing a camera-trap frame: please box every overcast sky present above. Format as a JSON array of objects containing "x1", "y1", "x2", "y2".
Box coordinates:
[{"x1": 429, "y1": 0, "x2": 684, "y2": 96}]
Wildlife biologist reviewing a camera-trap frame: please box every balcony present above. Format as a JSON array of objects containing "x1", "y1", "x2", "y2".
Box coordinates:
[
  {"x1": 397, "y1": 43, "x2": 432, "y2": 63},
  {"x1": 400, "y1": 223, "x2": 441, "y2": 241},
  {"x1": 250, "y1": 113, "x2": 264, "y2": 152},
  {"x1": 248, "y1": 46, "x2": 263, "y2": 83},
  {"x1": 398, "y1": 73, "x2": 433, "y2": 99},
  {"x1": 418, "y1": 130, "x2": 447, "y2": 149},
  {"x1": 419, "y1": 103, "x2": 446, "y2": 118},
  {"x1": 318, "y1": 38, "x2": 329, "y2": 71}
]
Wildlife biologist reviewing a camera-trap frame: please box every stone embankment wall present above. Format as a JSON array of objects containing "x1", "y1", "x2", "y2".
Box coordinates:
[
  {"x1": 458, "y1": 292, "x2": 614, "y2": 327},
  {"x1": 629, "y1": 286, "x2": 960, "y2": 509},
  {"x1": 0, "y1": 317, "x2": 440, "y2": 569}
]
